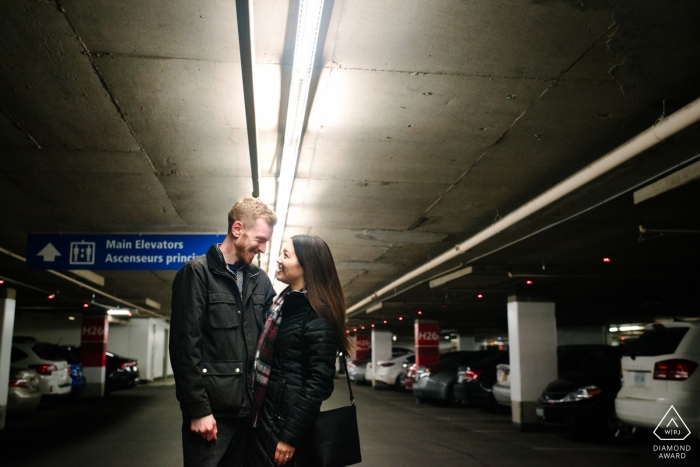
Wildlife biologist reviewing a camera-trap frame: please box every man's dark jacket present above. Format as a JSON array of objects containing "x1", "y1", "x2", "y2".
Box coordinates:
[{"x1": 170, "y1": 244, "x2": 275, "y2": 419}]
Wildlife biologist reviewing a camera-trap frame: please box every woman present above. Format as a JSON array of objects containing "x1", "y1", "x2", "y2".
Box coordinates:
[{"x1": 248, "y1": 235, "x2": 352, "y2": 467}]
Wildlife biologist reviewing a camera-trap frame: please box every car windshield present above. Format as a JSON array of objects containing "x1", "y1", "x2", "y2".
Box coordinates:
[
  {"x1": 32, "y1": 343, "x2": 64, "y2": 361},
  {"x1": 624, "y1": 326, "x2": 690, "y2": 357}
]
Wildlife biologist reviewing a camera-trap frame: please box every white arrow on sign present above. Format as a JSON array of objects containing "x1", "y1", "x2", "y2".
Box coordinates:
[{"x1": 37, "y1": 243, "x2": 61, "y2": 262}]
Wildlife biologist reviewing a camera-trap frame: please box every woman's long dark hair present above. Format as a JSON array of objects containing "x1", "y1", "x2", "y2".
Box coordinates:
[{"x1": 292, "y1": 235, "x2": 352, "y2": 356}]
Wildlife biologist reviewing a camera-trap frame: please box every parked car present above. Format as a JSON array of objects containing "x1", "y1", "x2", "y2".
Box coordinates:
[
  {"x1": 492, "y1": 364, "x2": 511, "y2": 408},
  {"x1": 616, "y1": 322, "x2": 700, "y2": 439},
  {"x1": 453, "y1": 351, "x2": 509, "y2": 409},
  {"x1": 347, "y1": 356, "x2": 371, "y2": 385},
  {"x1": 105, "y1": 351, "x2": 140, "y2": 393},
  {"x1": 364, "y1": 347, "x2": 412, "y2": 385},
  {"x1": 414, "y1": 350, "x2": 501, "y2": 404},
  {"x1": 11, "y1": 337, "x2": 71, "y2": 403},
  {"x1": 374, "y1": 354, "x2": 415, "y2": 389},
  {"x1": 536, "y1": 345, "x2": 630, "y2": 440},
  {"x1": 7, "y1": 368, "x2": 41, "y2": 413},
  {"x1": 51, "y1": 345, "x2": 86, "y2": 395}
]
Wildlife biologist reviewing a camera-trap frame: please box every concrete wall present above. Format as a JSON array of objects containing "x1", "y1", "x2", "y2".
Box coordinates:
[
  {"x1": 13, "y1": 313, "x2": 81, "y2": 345},
  {"x1": 108, "y1": 318, "x2": 171, "y2": 381},
  {"x1": 557, "y1": 326, "x2": 606, "y2": 345}
]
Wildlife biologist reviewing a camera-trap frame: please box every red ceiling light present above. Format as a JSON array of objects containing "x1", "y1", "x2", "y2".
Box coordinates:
[
  {"x1": 602, "y1": 257, "x2": 611, "y2": 263},
  {"x1": 346, "y1": 330, "x2": 350, "y2": 334},
  {"x1": 353, "y1": 328, "x2": 357, "y2": 332},
  {"x1": 525, "y1": 280, "x2": 534, "y2": 285},
  {"x1": 477, "y1": 294, "x2": 484, "y2": 299},
  {"x1": 371, "y1": 324, "x2": 375, "y2": 328},
  {"x1": 417, "y1": 311, "x2": 422, "y2": 315},
  {"x1": 47, "y1": 294, "x2": 56, "y2": 299},
  {"x1": 398, "y1": 316, "x2": 403, "y2": 321},
  {"x1": 361, "y1": 326, "x2": 365, "y2": 330},
  {"x1": 0, "y1": 279, "x2": 5, "y2": 285},
  {"x1": 82, "y1": 303, "x2": 89, "y2": 308},
  {"x1": 383, "y1": 320, "x2": 387, "y2": 324}
]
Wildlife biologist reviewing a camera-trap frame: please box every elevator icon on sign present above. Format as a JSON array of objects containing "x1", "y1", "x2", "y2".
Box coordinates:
[{"x1": 69, "y1": 241, "x2": 96, "y2": 265}]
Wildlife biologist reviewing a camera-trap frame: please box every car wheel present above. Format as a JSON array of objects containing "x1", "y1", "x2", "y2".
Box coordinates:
[
  {"x1": 394, "y1": 374, "x2": 405, "y2": 390},
  {"x1": 606, "y1": 413, "x2": 636, "y2": 443}
]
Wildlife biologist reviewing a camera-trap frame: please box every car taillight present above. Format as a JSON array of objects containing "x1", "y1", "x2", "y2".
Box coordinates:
[
  {"x1": 30, "y1": 363, "x2": 57, "y2": 375},
  {"x1": 380, "y1": 362, "x2": 395, "y2": 367},
  {"x1": 653, "y1": 359, "x2": 698, "y2": 381},
  {"x1": 463, "y1": 369, "x2": 483, "y2": 382},
  {"x1": 120, "y1": 361, "x2": 136, "y2": 369},
  {"x1": 9, "y1": 378, "x2": 28, "y2": 388}
]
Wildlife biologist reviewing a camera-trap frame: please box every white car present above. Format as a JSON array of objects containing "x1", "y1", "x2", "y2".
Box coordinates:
[
  {"x1": 492, "y1": 363, "x2": 511, "y2": 407},
  {"x1": 374, "y1": 354, "x2": 415, "y2": 389},
  {"x1": 616, "y1": 322, "x2": 700, "y2": 439},
  {"x1": 12, "y1": 338, "x2": 72, "y2": 401},
  {"x1": 365, "y1": 347, "x2": 413, "y2": 386}
]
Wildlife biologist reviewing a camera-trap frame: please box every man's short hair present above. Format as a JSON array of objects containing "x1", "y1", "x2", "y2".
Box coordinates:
[{"x1": 227, "y1": 197, "x2": 277, "y2": 232}]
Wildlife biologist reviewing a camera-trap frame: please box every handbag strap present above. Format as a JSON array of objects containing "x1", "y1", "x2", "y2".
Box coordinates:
[{"x1": 300, "y1": 307, "x2": 356, "y2": 406}]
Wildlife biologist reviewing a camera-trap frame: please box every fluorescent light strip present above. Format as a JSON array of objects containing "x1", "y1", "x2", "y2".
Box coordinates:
[{"x1": 267, "y1": 0, "x2": 325, "y2": 281}]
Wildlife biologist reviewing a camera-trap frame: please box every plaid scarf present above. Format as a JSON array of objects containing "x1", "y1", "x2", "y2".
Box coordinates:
[{"x1": 251, "y1": 287, "x2": 289, "y2": 426}]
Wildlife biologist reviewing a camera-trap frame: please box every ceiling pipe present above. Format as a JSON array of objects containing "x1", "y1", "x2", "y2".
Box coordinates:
[
  {"x1": 235, "y1": 0, "x2": 261, "y2": 198},
  {"x1": 347, "y1": 96, "x2": 700, "y2": 314},
  {"x1": 0, "y1": 246, "x2": 164, "y2": 318}
]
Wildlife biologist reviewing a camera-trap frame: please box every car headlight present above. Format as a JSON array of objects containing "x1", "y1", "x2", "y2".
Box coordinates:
[{"x1": 561, "y1": 385, "x2": 602, "y2": 402}]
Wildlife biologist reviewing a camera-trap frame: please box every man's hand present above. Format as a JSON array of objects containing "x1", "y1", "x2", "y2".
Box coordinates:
[
  {"x1": 274, "y1": 440, "x2": 295, "y2": 466},
  {"x1": 190, "y1": 414, "x2": 218, "y2": 441}
]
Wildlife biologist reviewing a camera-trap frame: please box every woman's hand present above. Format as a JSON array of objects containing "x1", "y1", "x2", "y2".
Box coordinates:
[{"x1": 274, "y1": 440, "x2": 296, "y2": 466}]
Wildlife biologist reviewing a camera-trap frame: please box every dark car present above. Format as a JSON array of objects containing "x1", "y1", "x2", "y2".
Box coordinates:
[
  {"x1": 536, "y1": 345, "x2": 633, "y2": 441},
  {"x1": 51, "y1": 345, "x2": 86, "y2": 395},
  {"x1": 413, "y1": 350, "x2": 500, "y2": 404},
  {"x1": 105, "y1": 351, "x2": 140, "y2": 393},
  {"x1": 453, "y1": 351, "x2": 510, "y2": 409}
]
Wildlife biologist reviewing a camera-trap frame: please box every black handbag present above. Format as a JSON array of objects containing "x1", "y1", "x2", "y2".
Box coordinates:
[{"x1": 306, "y1": 356, "x2": 362, "y2": 467}]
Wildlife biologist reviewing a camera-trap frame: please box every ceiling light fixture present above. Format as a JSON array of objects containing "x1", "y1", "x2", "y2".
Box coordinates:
[
  {"x1": 107, "y1": 309, "x2": 132, "y2": 317},
  {"x1": 267, "y1": 0, "x2": 326, "y2": 280}
]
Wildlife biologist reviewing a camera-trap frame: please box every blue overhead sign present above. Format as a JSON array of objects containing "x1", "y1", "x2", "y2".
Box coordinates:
[{"x1": 27, "y1": 234, "x2": 226, "y2": 270}]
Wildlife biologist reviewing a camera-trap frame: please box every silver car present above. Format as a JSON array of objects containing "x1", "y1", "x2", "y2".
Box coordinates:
[{"x1": 12, "y1": 338, "x2": 71, "y2": 402}]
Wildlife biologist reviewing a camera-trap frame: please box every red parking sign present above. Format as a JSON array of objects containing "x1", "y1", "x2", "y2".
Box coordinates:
[{"x1": 415, "y1": 320, "x2": 440, "y2": 366}]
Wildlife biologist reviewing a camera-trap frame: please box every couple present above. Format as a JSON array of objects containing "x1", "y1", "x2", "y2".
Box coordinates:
[{"x1": 170, "y1": 197, "x2": 351, "y2": 467}]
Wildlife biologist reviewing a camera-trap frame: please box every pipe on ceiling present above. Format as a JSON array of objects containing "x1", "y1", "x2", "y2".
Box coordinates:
[
  {"x1": 235, "y1": 0, "x2": 261, "y2": 198},
  {"x1": 347, "y1": 96, "x2": 700, "y2": 314},
  {"x1": 0, "y1": 246, "x2": 164, "y2": 318}
]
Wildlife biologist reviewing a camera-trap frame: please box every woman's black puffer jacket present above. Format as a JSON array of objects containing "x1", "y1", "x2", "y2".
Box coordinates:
[{"x1": 248, "y1": 291, "x2": 338, "y2": 466}]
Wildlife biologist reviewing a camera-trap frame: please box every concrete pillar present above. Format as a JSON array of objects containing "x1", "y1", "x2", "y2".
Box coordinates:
[
  {"x1": 507, "y1": 296, "x2": 557, "y2": 430},
  {"x1": 370, "y1": 330, "x2": 391, "y2": 387},
  {"x1": 455, "y1": 334, "x2": 476, "y2": 351},
  {"x1": 80, "y1": 315, "x2": 109, "y2": 397},
  {"x1": 0, "y1": 287, "x2": 17, "y2": 430}
]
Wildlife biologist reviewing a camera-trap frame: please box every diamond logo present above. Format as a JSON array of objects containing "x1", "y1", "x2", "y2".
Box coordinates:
[{"x1": 654, "y1": 405, "x2": 691, "y2": 441}]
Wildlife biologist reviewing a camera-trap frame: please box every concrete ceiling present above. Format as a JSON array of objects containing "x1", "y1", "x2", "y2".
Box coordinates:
[{"x1": 2, "y1": 0, "x2": 700, "y2": 333}]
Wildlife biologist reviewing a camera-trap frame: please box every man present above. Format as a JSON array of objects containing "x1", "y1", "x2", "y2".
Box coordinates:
[{"x1": 170, "y1": 197, "x2": 277, "y2": 467}]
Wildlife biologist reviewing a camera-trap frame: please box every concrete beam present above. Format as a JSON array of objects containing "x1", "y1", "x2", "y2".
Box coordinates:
[
  {"x1": 68, "y1": 270, "x2": 105, "y2": 287},
  {"x1": 429, "y1": 266, "x2": 473, "y2": 289},
  {"x1": 634, "y1": 160, "x2": 700, "y2": 204}
]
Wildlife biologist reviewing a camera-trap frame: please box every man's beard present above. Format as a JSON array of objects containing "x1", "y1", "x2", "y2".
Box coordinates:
[{"x1": 234, "y1": 234, "x2": 254, "y2": 265}]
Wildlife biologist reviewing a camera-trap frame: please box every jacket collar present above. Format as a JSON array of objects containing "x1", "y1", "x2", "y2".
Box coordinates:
[{"x1": 206, "y1": 244, "x2": 261, "y2": 303}]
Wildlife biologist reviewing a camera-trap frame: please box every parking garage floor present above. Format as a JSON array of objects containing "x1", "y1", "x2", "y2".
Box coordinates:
[{"x1": 1, "y1": 378, "x2": 696, "y2": 466}]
